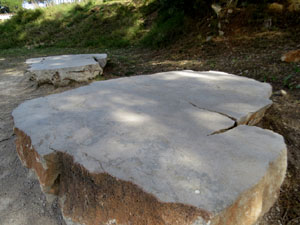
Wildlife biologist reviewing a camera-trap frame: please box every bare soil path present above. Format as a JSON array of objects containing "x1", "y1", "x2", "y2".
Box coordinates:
[{"x1": 0, "y1": 60, "x2": 70, "y2": 225}]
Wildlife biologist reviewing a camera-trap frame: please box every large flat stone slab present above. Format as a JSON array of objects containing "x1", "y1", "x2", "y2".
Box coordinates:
[
  {"x1": 12, "y1": 71, "x2": 287, "y2": 225},
  {"x1": 25, "y1": 54, "x2": 107, "y2": 86}
]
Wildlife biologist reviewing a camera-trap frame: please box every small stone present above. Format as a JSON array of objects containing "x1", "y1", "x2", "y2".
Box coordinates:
[
  {"x1": 281, "y1": 49, "x2": 300, "y2": 63},
  {"x1": 211, "y1": 4, "x2": 222, "y2": 16},
  {"x1": 280, "y1": 90, "x2": 287, "y2": 96},
  {"x1": 228, "y1": 9, "x2": 233, "y2": 14},
  {"x1": 206, "y1": 36, "x2": 213, "y2": 42},
  {"x1": 273, "y1": 89, "x2": 287, "y2": 96}
]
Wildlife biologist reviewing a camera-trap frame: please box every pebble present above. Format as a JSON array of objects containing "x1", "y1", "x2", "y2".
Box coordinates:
[
  {"x1": 280, "y1": 90, "x2": 287, "y2": 96},
  {"x1": 206, "y1": 36, "x2": 213, "y2": 42},
  {"x1": 273, "y1": 89, "x2": 287, "y2": 96}
]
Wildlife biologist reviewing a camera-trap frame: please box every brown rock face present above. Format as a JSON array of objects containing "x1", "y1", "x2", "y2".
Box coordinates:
[
  {"x1": 15, "y1": 128, "x2": 211, "y2": 225},
  {"x1": 211, "y1": 149, "x2": 287, "y2": 225},
  {"x1": 281, "y1": 49, "x2": 300, "y2": 63}
]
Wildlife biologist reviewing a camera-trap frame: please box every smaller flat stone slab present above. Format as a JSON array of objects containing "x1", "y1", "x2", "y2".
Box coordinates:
[{"x1": 25, "y1": 54, "x2": 107, "y2": 86}]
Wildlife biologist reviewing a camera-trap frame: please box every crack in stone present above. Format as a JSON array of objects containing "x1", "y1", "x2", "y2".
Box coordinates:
[
  {"x1": 207, "y1": 125, "x2": 237, "y2": 136},
  {"x1": 92, "y1": 56, "x2": 102, "y2": 67},
  {"x1": 188, "y1": 102, "x2": 238, "y2": 135},
  {"x1": 189, "y1": 102, "x2": 237, "y2": 122}
]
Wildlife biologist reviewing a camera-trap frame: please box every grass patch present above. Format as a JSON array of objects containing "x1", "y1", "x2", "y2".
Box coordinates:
[
  {"x1": 0, "y1": 0, "x2": 215, "y2": 49},
  {"x1": 141, "y1": 10, "x2": 185, "y2": 47},
  {"x1": 0, "y1": 0, "x2": 148, "y2": 49},
  {"x1": 1, "y1": 0, "x2": 299, "y2": 50}
]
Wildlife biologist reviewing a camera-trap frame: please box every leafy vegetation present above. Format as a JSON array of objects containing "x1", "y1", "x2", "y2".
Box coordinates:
[
  {"x1": 0, "y1": 0, "x2": 148, "y2": 49},
  {"x1": 0, "y1": 0, "x2": 23, "y2": 12},
  {"x1": 0, "y1": 0, "x2": 299, "y2": 49}
]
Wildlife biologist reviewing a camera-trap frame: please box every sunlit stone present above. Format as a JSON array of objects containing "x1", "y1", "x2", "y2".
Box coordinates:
[
  {"x1": 13, "y1": 71, "x2": 287, "y2": 225},
  {"x1": 25, "y1": 54, "x2": 107, "y2": 86}
]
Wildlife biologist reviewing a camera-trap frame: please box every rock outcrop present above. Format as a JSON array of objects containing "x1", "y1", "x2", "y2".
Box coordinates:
[
  {"x1": 25, "y1": 54, "x2": 107, "y2": 86},
  {"x1": 13, "y1": 71, "x2": 287, "y2": 225}
]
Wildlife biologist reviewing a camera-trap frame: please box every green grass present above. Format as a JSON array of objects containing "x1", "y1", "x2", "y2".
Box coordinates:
[
  {"x1": 2, "y1": 0, "x2": 297, "y2": 50},
  {"x1": 0, "y1": 0, "x2": 150, "y2": 49},
  {"x1": 0, "y1": 0, "x2": 207, "y2": 50},
  {"x1": 141, "y1": 10, "x2": 185, "y2": 47}
]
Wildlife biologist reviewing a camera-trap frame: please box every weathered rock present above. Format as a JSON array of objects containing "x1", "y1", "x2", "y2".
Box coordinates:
[
  {"x1": 25, "y1": 54, "x2": 107, "y2": 86},
  {"x1": 288, "y1": 0, "x2": 300, "y2": 12},
  {"x1": 281, "y1": 49, "x2": 300, "y2": 63},
  {"x1": 12, "y1": 71, "x2": 287, "y2": 225},
  {"x1": 268, "y1": 3, "x2": 284, "y2": 13}
]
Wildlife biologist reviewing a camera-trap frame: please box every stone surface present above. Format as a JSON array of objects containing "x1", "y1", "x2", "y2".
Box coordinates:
[
  {"x1": 25, "y1": 54, "x2": 107, "y2": 86},
  {"x1": 281, "y1": 49, "x2": 300, "y2": 63},
  {"x1": 12, "y1": 71, "x2": 287, "y2": 225}
]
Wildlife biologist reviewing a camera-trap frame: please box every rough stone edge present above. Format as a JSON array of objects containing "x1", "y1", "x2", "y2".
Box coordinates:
[
  {"x1": 92, "y1": 54, "x2": 107, "y2": 68},
  {"x1": 25, "y1": 65, "x2": 103, "y2": 87},
  {"x1": 25, "y1": 54, "x2": 108, "y2": 68},
  {"x1": 208, "y1": 101, "x2": 272, "y2": 135},
  {"x1": 211, "y1": 143, "x2": 287, "y2": 225},
  {"x1": 14, "y1": 127, "x2": 212, "y2": 225},
  {"x1": 238, "y1": 103, "x2": 272, "y2": 126}
]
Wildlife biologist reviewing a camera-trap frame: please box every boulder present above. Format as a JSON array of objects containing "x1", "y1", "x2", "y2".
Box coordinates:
[
  {"x1": 281, "y1": 49, "x2": 300, "y2": 63},
  {"x1": 12, "y1": 71, "x2": 287, "y2": 225},
  {"x1": 25, "y1": 54, "x2": 107, "y2": 86},
  {"x1": 268, "y1": 3, "x2": 284, "y2": 13},
  {"x1": 288, "y1": 0, "x2": 300, "y2": 12}
]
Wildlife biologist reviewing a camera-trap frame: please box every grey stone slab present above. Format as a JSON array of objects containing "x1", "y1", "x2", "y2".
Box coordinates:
[{"x1": 12, "y1": 71, "x2": 287, "y2": 225}]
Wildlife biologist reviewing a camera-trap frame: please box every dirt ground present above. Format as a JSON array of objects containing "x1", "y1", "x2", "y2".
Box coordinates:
[{"x1": 0, "y1": 30, "x2": 299, "y2": 225}]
